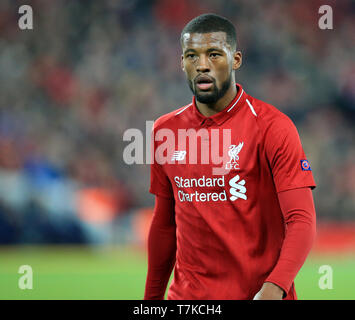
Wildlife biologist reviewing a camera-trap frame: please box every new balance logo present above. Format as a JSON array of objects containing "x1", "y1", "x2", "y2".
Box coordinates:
[
  {"x1": 171, "y1": 150, "x2": 186, "y2": 161},
  {"x1": 229, "y1": 174, "x2": 247, "y2": 201}
]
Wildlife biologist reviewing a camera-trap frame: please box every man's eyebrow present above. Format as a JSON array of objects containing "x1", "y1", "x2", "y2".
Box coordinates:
[
  {"x1": 206, "y1": 47, "x2": 225, "y2": 53},
  {"x1": 183, "y1": 48, "x2": 197, "y2": 54},
  {"x1": 183, "y1": 47, "x2": 225, "y2": 54}
]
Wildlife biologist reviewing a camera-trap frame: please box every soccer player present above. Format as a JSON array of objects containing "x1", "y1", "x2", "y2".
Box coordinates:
[{"x1": 144, "y1": 13, "x2": 316, "y2": 300}]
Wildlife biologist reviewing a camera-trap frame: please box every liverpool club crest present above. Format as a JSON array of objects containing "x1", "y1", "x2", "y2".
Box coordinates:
[{"x1": 225, "y1": 142, "x2": 244, "y2": 170}]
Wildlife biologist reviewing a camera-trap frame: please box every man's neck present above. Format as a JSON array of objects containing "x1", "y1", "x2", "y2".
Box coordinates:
[{"x1": 195, "y1": 83, "x2": 238, "y2": 117}]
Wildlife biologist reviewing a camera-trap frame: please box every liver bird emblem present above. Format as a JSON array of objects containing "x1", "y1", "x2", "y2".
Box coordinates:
[{"x1": 228, "y1": 142, "x2": 244, "y2": 162}]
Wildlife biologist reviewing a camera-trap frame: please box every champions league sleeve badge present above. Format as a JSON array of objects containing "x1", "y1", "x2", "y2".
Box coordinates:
[{"x1": 300, "y1": 159, "x2": 312, "y2": 171}]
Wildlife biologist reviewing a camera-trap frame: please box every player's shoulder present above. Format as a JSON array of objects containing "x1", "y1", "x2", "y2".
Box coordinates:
[
  {"x1": 247, "y1": 95, "x2": 297, "y2": 133},
  {"x1": 153, "y1": 103, "x2": 192, "y2": 131}
]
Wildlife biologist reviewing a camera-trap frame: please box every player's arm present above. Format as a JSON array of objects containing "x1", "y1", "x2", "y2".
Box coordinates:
[
  {"x1": 144, "y1": 195, "x2": 176, "y2": 300},
  {"x1": 255, "y1": 114, "x2": 317, "y2": 299},
  {"x1": 254, "y1": 187, "x2": 316, "y2": 299}
]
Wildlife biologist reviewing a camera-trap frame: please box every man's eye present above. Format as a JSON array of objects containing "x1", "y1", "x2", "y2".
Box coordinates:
[
  {"x1": 186, "y1": 54, "x2": 196, "y2": 58},
  {"x1": 210, "y1": 53, "x2": 220, "y2": 58}
]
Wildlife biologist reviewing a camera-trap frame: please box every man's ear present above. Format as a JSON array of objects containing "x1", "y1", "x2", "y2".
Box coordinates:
[
  {"x1": 233, "y1": 51, "x2": 242, "y2": 71},
  {"x1": 181, "y1": 54, "x2": 185, "y2": 71}
]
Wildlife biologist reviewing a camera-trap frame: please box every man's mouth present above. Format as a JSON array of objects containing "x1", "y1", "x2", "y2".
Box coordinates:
[{"x1": 195, "y1": 75, "x2": 214, "y2": 91}]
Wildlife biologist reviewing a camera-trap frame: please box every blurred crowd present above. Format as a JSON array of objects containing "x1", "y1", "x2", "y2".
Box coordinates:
[{"x1": 0, "y1": 0, "x2": 354, "y2": 244}]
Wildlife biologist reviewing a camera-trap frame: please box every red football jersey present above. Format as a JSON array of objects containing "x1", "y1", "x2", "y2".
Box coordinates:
[{"x1": 149, "y1": 83, "x2": 316, "y2": 299}]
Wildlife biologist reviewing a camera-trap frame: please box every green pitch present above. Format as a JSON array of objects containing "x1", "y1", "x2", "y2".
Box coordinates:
[{"x1": 0, "y1": 245, "x2": 354, "y2": 300}]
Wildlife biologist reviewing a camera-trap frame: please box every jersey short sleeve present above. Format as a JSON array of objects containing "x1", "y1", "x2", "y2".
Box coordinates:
[
  {"x1": 265, "y1": 115, "x2": 316, "y2": 193},
  {"x1": 149, "y1": 124, "x2": 174, "y2": 199}
]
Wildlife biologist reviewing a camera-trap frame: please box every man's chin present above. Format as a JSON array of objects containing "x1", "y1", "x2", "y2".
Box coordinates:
[{"x1": 195, "y1": 92, "x2": 218, "y2": 104}]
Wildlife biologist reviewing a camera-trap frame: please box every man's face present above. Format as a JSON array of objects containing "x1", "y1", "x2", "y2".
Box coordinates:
[{"x1": 181, "y1": 31, "x2": 241, "y2": 104}]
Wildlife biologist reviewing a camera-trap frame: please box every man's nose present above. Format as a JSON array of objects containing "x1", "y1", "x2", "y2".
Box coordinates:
[{"x1": 196, "y1": 55, "x2": 210, "y2": 73}]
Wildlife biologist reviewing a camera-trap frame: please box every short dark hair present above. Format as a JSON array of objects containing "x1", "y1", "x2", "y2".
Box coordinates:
[{"x1": 180, "y1": 13, "x2": 237, "y2": 51}]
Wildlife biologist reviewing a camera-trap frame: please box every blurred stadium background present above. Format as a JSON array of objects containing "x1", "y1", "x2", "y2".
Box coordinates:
[{"x1": 0, "y1": 0, "x2": 354, "y2": 299}]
